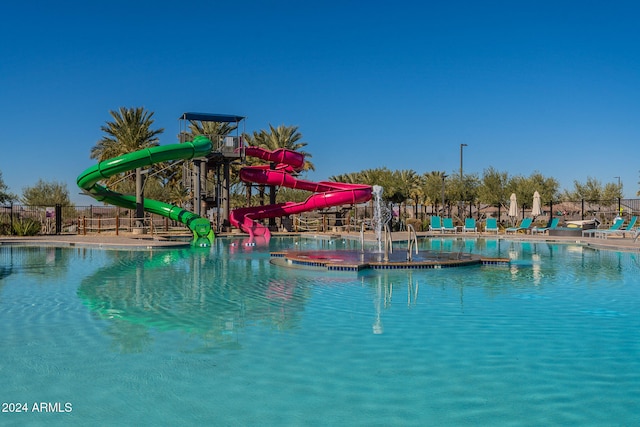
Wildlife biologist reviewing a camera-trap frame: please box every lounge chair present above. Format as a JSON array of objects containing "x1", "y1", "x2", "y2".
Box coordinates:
[
  {"x1": 582, "y1": 217, "x2": 624, "y2": 237},
  {"x1": 531, "y1": 217, "x2": 559, "y2": 235},
  {"x1": 594, "y1": 216, "x2": 637, "y2": 239},
  {"x1": 462, "y1": 218, "x2": 478, "y2": 234},
  {"x1": 442, "y1": 217, "x2": 457, "y2": 233},
  {"x1": 484, "y1": 218, "x2": 499, "y2": 234},
  {"x1": 505, "y1": 217, "x2": 533, "y2": 234},
  {"x1": 429, "y1": 216, "x2": 443, "y2": 233}
]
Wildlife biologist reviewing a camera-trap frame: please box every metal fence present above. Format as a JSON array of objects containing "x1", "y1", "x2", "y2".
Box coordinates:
[
  {"x1": 0, "y1": 204, "x2": 190, "y2": 236},
  {"x1": 1, "y1": 198, "x2": 639, "y2": 236},
  {"x1": 414, "y1": 198, "x2": 640, "y2": 226}
]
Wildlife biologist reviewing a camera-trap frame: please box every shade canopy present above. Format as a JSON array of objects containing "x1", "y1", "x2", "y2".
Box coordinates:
[
  {"x1": 508, "y1": 193, "x2": 518, "y2": 218},
  {"x1": 532, "y1": 191, "x2": 542, "y2": 217},
  {"x1": 179, "y1": 112, "x2": 245, "y2": 123}
]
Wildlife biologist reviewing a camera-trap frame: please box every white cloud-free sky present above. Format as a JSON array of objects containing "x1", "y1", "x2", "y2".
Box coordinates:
[{"x1": 1, "y1": 0, "x2": 638, "y2": 203}]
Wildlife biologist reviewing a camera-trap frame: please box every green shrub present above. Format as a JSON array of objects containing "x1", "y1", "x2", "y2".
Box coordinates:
[
  {"x1": 405, "y1": 218, "x2": 423, "y2": 231},
  {"x1": 12, "y1": 218, "x2": 42, "y2": 236}
]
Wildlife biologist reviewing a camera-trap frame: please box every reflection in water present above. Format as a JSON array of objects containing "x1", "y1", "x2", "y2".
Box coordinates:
[
  {"x1": 77, "y1": 248, "x2": 311, "y2": 353},
  {"x1": 371, "y1": 272, "x2": 420, "y2": 334},
  {"x1": 0, "y1": 245, "x2": 71, "y2": 281},
  {"x1": 68, "y1": 236, "x2": 636, "y2": 351}
]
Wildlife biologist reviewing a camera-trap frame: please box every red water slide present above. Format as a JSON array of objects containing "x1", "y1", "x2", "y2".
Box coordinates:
[{"x1": 230, "y1": 146, "x2": 372, "y2": 240}]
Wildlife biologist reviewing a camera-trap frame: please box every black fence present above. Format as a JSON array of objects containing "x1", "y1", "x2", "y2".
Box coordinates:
[
  {"x1": 1, "y1": 198, "x2": 639, "y2": 236},
  {"x1": 0, "y1": 204, "x2": 190, "y2": 236}
]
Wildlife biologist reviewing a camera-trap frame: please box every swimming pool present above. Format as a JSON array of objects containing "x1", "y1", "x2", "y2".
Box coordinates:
[{"x1": 1, "y1": 237, "x2": 639, "y2": 426}]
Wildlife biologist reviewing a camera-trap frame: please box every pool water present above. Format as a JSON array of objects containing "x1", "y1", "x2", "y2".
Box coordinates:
[{"x1": 1, "y1": 237, "x2": 639, "y2": 426}]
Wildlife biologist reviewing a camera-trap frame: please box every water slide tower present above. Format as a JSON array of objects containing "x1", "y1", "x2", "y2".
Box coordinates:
[{"x1": 178, "y1": 112, "x2": 245, "y2": 232}]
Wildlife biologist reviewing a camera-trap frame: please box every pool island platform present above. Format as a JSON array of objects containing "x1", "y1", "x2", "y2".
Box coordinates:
[{"x1": 270, "y1": 249, "x2": 510, "y2": 271}]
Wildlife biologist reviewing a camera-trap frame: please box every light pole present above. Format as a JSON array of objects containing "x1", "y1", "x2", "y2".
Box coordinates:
[
  {"x1": 460, "y1": 143, "x2": 468, "y2": 180},
  {"x1": 460, "y1": 144, "x2": 468, "y2": 217}
]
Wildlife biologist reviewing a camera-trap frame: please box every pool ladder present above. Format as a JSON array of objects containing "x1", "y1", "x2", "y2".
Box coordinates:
[
  {"x1": 406, "y1": 224, "x2": 418, "y2": 262},
  {"x1": 383, "y1": 224, "x2": 393, "y2": 262}
]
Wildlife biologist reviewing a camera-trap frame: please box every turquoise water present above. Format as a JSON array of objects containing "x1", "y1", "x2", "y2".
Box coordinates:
[{"x1": 1, "y1": 237, "x2": 639, "y2": 426}]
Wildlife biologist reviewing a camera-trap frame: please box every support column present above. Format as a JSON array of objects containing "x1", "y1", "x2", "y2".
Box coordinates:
[
  {"x1": 200, "y1": 160, "x2": 207, "y2": 215},
  {"x1": 222, "y1": 160, "x2": 231, "y2": 230},
  {"x1": 192, "y1": 160, "x2": 201, "y2": 216},
  {"x1": 269, "y1": 162, "x2": 276, "y2": 229},
  {"x1": 135, "y1": 167, "x2": 145, "y2": 233}
]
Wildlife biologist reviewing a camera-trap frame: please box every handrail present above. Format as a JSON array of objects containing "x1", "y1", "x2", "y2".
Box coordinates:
[
  {"x1": 407, "y1": 224, "x2": 419, "y2": 261},
  {"x1": 360, "y1": 222, "x2": 366, "y2": 253},
  {"x1": 383, "y1": 223, "x2": 393, "y2": 262}
]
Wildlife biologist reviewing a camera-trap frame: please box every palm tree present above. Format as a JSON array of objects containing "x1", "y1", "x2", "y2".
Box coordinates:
[
  {"x1": 422, "y1": 171, "x2": 448, "y2": 215},
  {"x1": 244, "y1": 124, "x2": 315, "y2": 208},
  {"x1": 187, "y1": 120, "x2": 237, "y2": 139},
  {"x1": 91, "y1": 107, "x2": 164, "y2": 188},
  {"x1": 91, "y1": 107, "x2": 164, "y2": 162},
  {"x1": 392, "y1": 169, "x2": 420, "y2": 219},
  {"x1": 328, "y1": 172, "x2": 364, "y2": 184},
  {"x1": 257, "y1": 124, "x2": 314, "y2": 172},
  {"x1": 91, "y1": 107, "x2": 164, "y2": 227}
]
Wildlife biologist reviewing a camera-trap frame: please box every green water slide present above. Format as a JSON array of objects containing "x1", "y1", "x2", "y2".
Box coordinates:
[{"x1": 77, "y1": 136, "x2": 214, "y2": 245}]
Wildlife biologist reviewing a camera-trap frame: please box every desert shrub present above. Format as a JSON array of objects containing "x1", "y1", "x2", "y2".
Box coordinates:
[
  {"x1": 405, "y1": 218, "x2": 423, "y2": 231},
  {"x1": 12, "y1": 218, "x2": 41, "y2": 236}
]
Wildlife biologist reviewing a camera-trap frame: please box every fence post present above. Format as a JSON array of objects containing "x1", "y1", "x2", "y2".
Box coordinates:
[
  {"x1": 618, "y1": 197, "x2": 621, "y2": 216},
  {"x1": 10, "y1": 202, "x2": 14, "y2": 235},
  {"x1": 55, "y1": 204, "x2": 62, "y2": 234},
  {"x1": 83, "y1": 216, "x2": 87, "y2": 235},
  {"x1": 116, "y1": 213, "x2": 119, "y2": 236}
]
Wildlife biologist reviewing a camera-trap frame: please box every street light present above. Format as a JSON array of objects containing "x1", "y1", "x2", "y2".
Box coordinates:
[
  {"x1": 460, "y1": 144, "x2": 468, "y2": 217},
  {"x1": 614, "y1": 176, "x2": 622, "y2": 214},
  {"x1": 460, "y1": 143, "x2": 468, "y2": 180}
]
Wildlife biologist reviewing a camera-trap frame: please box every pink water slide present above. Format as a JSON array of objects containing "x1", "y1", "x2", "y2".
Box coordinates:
[{"x1": 229, "y1": 146, "x2": 372, "y2": 239}]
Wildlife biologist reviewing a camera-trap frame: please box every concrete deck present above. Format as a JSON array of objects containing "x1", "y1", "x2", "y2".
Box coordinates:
[{"x1": 0, "y1": 230, "x2": 638, "y2": 252}]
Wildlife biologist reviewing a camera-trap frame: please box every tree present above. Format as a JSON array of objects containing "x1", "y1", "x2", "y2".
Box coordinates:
[
  {"x1": 21, "y1": 179, "x2": 71, "y2": 206},
  {"x1": 0, "y1": 170, "x2": 17, "y2": 204},
  {"x1": 243, "y1": 124, "x2": 314, "y2": 210},
  {"x1": 563, "y1": 176, "x2": 603, "y2": 202},
  {"x1": 421, "y1": 171, "x2": 448, "y2": 214},
  {"x1": 255, "y1": 124, "x2": 314, "y2": 172},
  {"x1": 390, "y1": 169, "x2": 420, "y2": 217},
  {"x1": 526, "y1": 171, "x2": 560, "y2": 208},
  {"x1": 90, "y1": 107, "x2": 164, "y2": 188},
  {"x1": 91, "y1": 107, "x2": 164, "y2": 226},
  {"x1": 476, "y1": 167, "x2": 509, "y2": 212},
  {"x1": 91, "y1": 107, "x2": 164, "y2": 162},
  {"x1": 188, "y1": 120, "x2": 237, "y2": 140}
]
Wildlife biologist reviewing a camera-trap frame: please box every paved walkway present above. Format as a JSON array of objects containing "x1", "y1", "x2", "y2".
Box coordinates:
[
  {"x1": 0, "y1": 233, "x2": 190, "y2": 248},
  {"x1": 1, "y1": 230, "x2": 639, "y2": 252}
]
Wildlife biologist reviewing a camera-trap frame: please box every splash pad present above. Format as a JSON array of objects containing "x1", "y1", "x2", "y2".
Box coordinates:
[
  {"x1": 270, "y1": 247, "x2": 503, "y2": 271},
  {"x1": 271, "y1": 186, "x2": 508, "y2": 271}
]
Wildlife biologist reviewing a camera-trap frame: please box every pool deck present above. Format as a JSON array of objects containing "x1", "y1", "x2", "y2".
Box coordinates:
[{"x1": 0, "y1": 230, "x2": 639, "y2": 252}]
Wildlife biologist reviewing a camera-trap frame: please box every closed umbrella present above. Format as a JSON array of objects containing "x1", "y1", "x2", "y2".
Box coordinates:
[
  {"x1": 508, "y1": 193, "x2": 518, "y2": 224},
  {"x1": 531, "y1": 191, "x2": 542, "y2": 218}
]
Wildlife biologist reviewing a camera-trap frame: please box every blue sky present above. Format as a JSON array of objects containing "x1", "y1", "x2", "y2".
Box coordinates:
[{"x1": 1, "y1": 0, "x2": 639, "y2": 204}]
